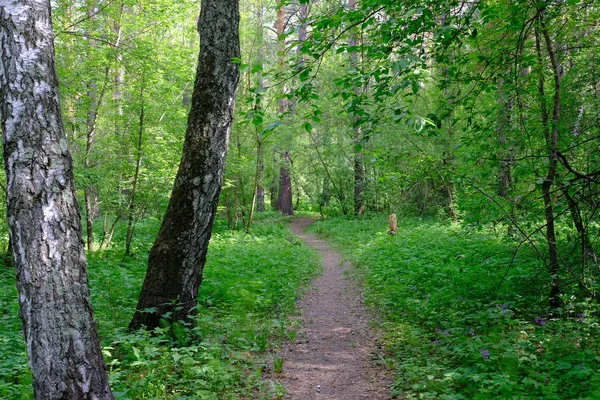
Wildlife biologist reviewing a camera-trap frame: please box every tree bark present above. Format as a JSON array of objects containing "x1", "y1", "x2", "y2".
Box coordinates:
[
  {"x1": 0, "y1": 2, "x2": 113, "y2": 398},
  {"x1": 535, "y1": 18, "x2": 561, "y2": 309},
  {"x1": 348, "y1": 0, "x2": 365, "y2": 215},
  {"x1": 124, "y1": 82, "x2": 145, "y2": 257},
  {"x1": 496, "y1": 74, "x2": 515, "y2": 199},
  {"x1": 247, "y1": 138, "x2": 264, "y2": 231},
  {"x1": 277, "y1": 151, "x2": 294, "y2": 215},
  {"x1": 276, "y1": 0, "x2": 286, "y2": 114},
  {"x1": 255, "y1": 5, "x2": 266, "y2": 214},
  {"x1": 246, "y1": 5, "x2": 266, "y2": 231},
  {"x1": 129, "y1": 0, "x2": 240, "y2": 330},
  {"x1": 82, "y1": 0, "x2": 105, "y2": 253}
]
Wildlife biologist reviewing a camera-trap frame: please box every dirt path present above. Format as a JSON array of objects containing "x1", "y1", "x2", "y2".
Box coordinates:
[{"x1": 277, "y1": 218, "x2": 391, "y2": 399}]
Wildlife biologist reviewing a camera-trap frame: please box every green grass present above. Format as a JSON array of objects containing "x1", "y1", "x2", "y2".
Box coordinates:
[
  {"x1": 0, "y1": 216, "x2": 320, "y2": 399},
  {"x1": 310, "y1": 215, "x2": 600, "y2": 400}
]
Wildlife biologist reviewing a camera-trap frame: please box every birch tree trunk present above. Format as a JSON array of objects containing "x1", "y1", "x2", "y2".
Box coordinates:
[
  {"x1": 129, "y1": 0, "x2": 240, "y2": 330},
  {"x1": 0, "y1": 1, "x2": 113, "y2": 398}
]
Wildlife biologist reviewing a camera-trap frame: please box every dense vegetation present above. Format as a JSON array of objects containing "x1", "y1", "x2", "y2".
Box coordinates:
[
  {"x1": 312, "y1": 216, "x2": 600, "y2": 399},
  {"x1": 1, "y1": 217, "x2": 320, "y2": 399},
  {"x1": 1, "y1": 0, "x2": 599, "y2": 398}
]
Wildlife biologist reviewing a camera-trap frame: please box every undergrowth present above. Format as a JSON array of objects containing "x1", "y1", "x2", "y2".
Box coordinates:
[
  {"x1": 0, "y1": 217, "x2": 320, "y2": 399},
  {"x1": 310, "y1": 215, "x2": 600, "y2": 400}
]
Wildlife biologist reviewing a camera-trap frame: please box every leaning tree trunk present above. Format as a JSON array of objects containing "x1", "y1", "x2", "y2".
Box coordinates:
[
  {"x1": 0, "y1": 2, "x2": 113, "y2": 399},
  {"x1": 129, "y1": 0, "x2": 240, "y2": 331}
]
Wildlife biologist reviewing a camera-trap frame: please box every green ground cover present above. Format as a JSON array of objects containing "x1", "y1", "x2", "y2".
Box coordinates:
[
  {"x1": 0, "y1": 217, "x2": 320, "y2": 399},
  {"x1": 310, "y1": 215, "x2": 600, "y2": 400}
]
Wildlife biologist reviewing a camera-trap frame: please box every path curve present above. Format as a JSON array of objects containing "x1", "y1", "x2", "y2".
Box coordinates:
[{"x1": 278, "y1": 218, "x2": 391, "y2": 399}]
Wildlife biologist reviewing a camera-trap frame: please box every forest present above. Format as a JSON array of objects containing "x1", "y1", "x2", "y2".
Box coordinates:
[{"x1": 1, "y1": 0, "x2": 600, "y2": 398}]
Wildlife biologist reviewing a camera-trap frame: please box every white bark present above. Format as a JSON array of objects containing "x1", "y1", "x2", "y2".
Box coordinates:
[{"x1": 0, "y1": 1, "x2": 113, "y2": 398}]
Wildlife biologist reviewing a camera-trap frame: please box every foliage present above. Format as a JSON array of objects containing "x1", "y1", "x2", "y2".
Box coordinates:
[
  {"x1": 0, "y1": 219, "x2": 320, "y2": 399},
  {"x1": 2, "y1": 0, "x2": 600, "y2": 396},
  {"x1": 311, "y1": 215, "x2": 600, "y2": 399},
  {"x1": 0, "y1": 268, "x2": 30, "y2": 399}
]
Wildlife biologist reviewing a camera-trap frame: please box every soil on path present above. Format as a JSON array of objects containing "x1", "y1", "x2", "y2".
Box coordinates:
[{"x1": 278, "y1": 218, "x2": 392, "y2": 400}]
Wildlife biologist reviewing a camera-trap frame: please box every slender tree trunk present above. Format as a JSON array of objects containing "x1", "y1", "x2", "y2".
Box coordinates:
[
  {"x1": 496, "y1": 74, "x2": 515, "y2": 199},
  {"x1": 129, "y1": 0, "x2": 240, "y2": 330},
  {"x1": 246, "y1": 5, "x2": 266, "y2": 231},
  {"x1": 270, "y1": 149, "x2": 279, "y2": 210},
  {"x1": 99, "y1": 213, "x2": 118, "y2": 250},
  {"x1": 348, "y1": 0, "x2": 365, "y2": 215},
  {"x1": 247, "y1": 139, "x2": 263, "y2": 231},
  {"x1": 535, "y1": 20, "x2": 561, "y2": 309},
  {"x1": 255, "y1": 5, "x2": 266, "y2": 213},
  {"x1": 306, "y1": 129, "x2": 348, "y2": 215},
  {"x1": 82, "y1": 1, "x2": 110, "y2": 252},
  {"x1": 275, "y1": 0, "x2": 287, "y2": 115},
  {"x1": 125, "y1": 83, "x2": 145, "y2": 256},
  {"x1": 0, "y1": 2, "x2": 113, "y2": 398}
]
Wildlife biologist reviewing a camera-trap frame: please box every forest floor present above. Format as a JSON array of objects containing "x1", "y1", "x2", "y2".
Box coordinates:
[{"x1": 276, "y1": 218, "x2": 392, "y2": 399}]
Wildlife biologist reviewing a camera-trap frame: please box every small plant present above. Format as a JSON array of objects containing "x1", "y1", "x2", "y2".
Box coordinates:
[
  {"x1": 273, "y1": 355, "x2": 284, "y2": 374},
  {"x1": 271, "y1": 380, "x2": 287, "y2": 399}
]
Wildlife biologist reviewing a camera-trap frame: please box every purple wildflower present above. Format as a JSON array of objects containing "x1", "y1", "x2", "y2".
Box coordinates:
[
  {"x1": 435, "y1": 328, "x2": 442, "y2": 334},
  {"x1": 480, "y1": 349, "x2": 489, "y2": 359},
  {"x1": 534, "y1": 317, "x2": 546, "y2": 326},
  {"x1": 468, "y1": 328, "x2": 475, "y2": 337},
  {"x1": 444, "y1": 330, "x2": 450, "y2": 336}
]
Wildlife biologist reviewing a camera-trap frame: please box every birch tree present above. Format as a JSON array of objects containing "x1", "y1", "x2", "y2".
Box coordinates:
[{"x1": 0, "y1": 1, "x2": 113, "y2": 398}]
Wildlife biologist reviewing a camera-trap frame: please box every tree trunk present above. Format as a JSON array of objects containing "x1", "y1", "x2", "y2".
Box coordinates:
[
  {"x1": 81, "y1": 1, "x2": 113, "y2": 252},
  {"x1": 348, "y1": 0, "x2": 365, "y2": 215},
  {"x1": 255, "y1": 5, "x2": 266, "y2": 214},
  {"x1": 306, "y1": 128, "x2": 348, "y2": 215},
  {"x1": 257, "y1": 186, "x2": 265, "y2": 212},
  {"x1": 276, "y1": 0, "x2": 287, "y2": 114},
  {"x1": 536, "y1": 20, "x2": 561, "y2": 309},
  {"x1": 496, "y1": 73, "x2": 515, "y2": 199},
  {"x1": 129, "y1": 0, "x2": 240, "y2": 331},
  {"x1": 83, "y1": 1, "x2": 99, "y2": 252},
  {"x1": 246, "y1": 5, "x2": 266, "y2": 231},
  {"x1": 0, "y1": 2, "x2": 113, "y2": 398},
  {"x1": 247, "y1": 139, "x2": 263, "y2": 231},
  {"x1": 125, "y1": 82, "x2": 145, "y2": 257},
  {"x1": 277, "y1": 151, "x2": 294, "y2": 215}
]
